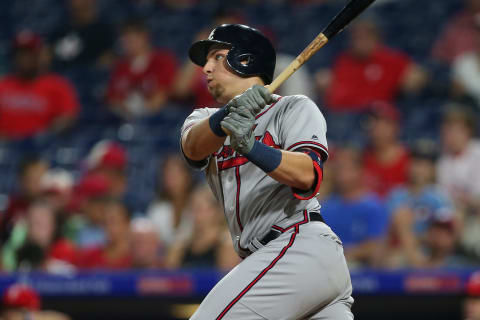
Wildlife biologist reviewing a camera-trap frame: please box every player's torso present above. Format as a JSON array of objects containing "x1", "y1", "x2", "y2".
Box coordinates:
[{"x1": 205, "y1": 95, "x2": 320, "y2": 252}]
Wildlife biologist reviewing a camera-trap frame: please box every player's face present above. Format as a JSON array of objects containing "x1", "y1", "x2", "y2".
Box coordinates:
[{"x1": 203, "y1": 48, "x2": 249, "y2": 104}]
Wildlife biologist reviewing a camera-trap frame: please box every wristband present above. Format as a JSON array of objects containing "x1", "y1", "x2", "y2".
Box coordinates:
[
  {"x1": 245, "y1": 141, "x2": 282, "y2": 173},
  {"x1": 209, "y1": 106, "x2": 228, "y2": 137}
]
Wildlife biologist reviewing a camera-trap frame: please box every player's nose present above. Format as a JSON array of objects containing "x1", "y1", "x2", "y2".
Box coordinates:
[{"x1": 203, "y1": 58, "x2": 215, "y2": 75}]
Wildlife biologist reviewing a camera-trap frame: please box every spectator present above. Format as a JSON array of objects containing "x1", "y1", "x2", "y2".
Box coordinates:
[
  {"x1": 437, "y1": 105, "x2": 480, "y2": 212},
  {"x1": 49, "y1": 0, "x2": 115, "y2": 70},
  {"x1": 0, "y1": 30, "x2": 79, "y2": 140},
  {"x1": 39, "y1": 168, "x2": 74, "y2": 213},
  {"x1": 420, "y1": 217, "x2": 464, "y2": 268},
  {"x1": 147, "y1": 154, "x2": 194, "y2": 247},
  {"x1": 166, "y1": 185, "x2": 240, "y2": 270},
  {"x1": 0, "y1": 157, "x2": 49, "y2": 244},
  {"x1": 130, "y1": 217, "x2": 164, "y2": 269},
  {"x1": 106, "y1": 19, "x2": 178, "y2": 119},
  {"x1": 1, "y1": 201, "x2": 76, "y2": 273},
  {"x1": 465, "y1": 272, "x2": 480, "y2": 320},
  {"x1": 320, "y1": 19, "x2": 426, "y2": 111},
  {"x1": 76, "y1": 199, "x2": 132, "y2": 269},
  {"x1": 66, "y1": 172, "x2": 111, "y2": 249},
  {"x1": 460, "y1": 204, "x2": 480, "y2": 264},
  {"x1": 274, "y1": 52, "x2": 315, "y2": 98},
  {"x1": 452, "y1": 19, "x2": 480, "y2": 108},
  {"x1": 382, "y1": 142, "x2": 456, "y2": 268},
  {"x1": 1, "y1": 283, "x2": 71, "y2": 320},
  {"x1": 84, "y1": 140, "x2": 128, "y2": 199},
  {"x1": 432, "y1": 0, "x2": 480, "y2": 64},
  {"x1": 321, "y1": 147, "x2": 388, "y2": 268},
  {"x1": 363, "y1": 101, "x2": 410, "y2": 198},
  {"x1": 269, "y1": 27, "x2": 315, "y2": 98}
]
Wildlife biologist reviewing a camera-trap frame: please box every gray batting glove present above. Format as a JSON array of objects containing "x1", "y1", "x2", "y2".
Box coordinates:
[
  {"x1": 226, "y1": 85, "x2": 275, "y2": 116},
  {"x1": 221, "y1": 106, "x2": 256, "y2": 155}
]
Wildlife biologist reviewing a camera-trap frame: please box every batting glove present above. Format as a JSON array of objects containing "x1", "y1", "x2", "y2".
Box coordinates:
[
  {"x1": 221, "y1": 106, "x2": 256, "y2": 155},
  {"x1": 226, "y1": 84, "x2": 275, "y2": 115}
]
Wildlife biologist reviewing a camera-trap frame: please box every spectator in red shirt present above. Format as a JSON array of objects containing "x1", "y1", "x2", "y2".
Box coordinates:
[
  {"x1": 0, "y1": 157, "x2": 49, "y2": 245},
  {"x1": 432, "y1": 0, "x2": 480, "y2": 64},
  {"x1": 76, "y1": 199, "x2": 132, "y2": 270},
  {"x1": 363, "y1": 101, "x2": 410, "y2": 198},
  {"x1": 106, "y1": 19, "x2": 178, "y2": 119},
  {"x1": 319, "y1": 19, "x2": 426, "y2": 111},
  {"x1": 0, "y1": 30, "x2": 79, "y2": 140},
  {"x1": 1, "y1": 283, "x2": 71, "y2": 320}
]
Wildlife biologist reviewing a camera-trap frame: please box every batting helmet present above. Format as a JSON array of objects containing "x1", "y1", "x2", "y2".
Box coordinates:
[{"x1": 189, "y1": 24, "x2": 276, "y2": 84}]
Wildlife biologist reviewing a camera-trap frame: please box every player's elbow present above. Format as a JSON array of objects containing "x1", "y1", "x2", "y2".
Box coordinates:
[
  {"x1": 182, "y1": 134, "x2": 206, "y2": 161},
  {"x1": 292, "y1": 171, "x2": 315, "y2": 191}
]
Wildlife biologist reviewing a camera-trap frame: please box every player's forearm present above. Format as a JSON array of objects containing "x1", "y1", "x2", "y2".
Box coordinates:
[
  {"x1": 182, "y1": 117, "x2": 227, "y2": 161},
  {"x1": 268, "y1": 151, "x2": 315, "y2": 190}
]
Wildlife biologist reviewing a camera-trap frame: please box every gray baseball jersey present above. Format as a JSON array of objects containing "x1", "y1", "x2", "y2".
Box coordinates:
[{"x1": 181, "y1": 94, "x2": 353, "y2": 319}]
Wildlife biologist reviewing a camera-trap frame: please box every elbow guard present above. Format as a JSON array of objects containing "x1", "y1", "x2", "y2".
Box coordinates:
[{"x1": 292, "y1": 148, "x2": 324, "y2": 200}]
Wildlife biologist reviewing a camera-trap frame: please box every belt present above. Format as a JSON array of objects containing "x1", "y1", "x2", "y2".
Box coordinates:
[
  {"x1": 260, "y1": 211, "x2": 325, "y2": 246},
  {"x1": 240, "y1": 211, "x2": 325, "y2": 257}
]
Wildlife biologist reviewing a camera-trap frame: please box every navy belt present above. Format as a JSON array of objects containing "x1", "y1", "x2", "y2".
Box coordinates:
[{"x1": 260, "y1": 211, "x2": 325, "y2": 246}]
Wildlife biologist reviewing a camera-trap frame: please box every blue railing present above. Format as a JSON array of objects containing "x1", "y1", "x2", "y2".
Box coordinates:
[{"x1": 0, "y1": 268, "x2": 477, "y2": 298}]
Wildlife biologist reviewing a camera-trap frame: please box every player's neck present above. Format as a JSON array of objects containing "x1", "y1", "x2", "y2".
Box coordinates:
[{"x1": 227, "y1": 78, "x2": 265, "y2": 101}]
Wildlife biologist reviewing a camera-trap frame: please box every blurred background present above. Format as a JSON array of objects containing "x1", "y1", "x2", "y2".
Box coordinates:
[{"x1": 0, "y1": 0, "x2": 480, "y2": 319}]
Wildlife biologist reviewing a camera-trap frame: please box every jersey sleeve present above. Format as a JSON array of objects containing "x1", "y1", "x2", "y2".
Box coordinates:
[
  {"x1": 278, "y1": 95, "x2": 329, "y2": 161},
  {"x1": 180, "y1": 107, "x2": 217, "y2": 170}
]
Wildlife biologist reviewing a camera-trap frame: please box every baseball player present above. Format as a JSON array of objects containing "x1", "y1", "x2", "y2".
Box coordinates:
[{"x1": 181, "y1": 24, "x2": 353, "y2": 320}]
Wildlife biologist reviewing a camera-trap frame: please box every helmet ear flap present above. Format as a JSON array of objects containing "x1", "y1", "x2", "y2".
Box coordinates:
[
  {"x1": 226, "y1": 48, "x2": 258, "y2": 78},
  {"x1": 236, "y1": 53, "x2": 255, "y2": 67}
]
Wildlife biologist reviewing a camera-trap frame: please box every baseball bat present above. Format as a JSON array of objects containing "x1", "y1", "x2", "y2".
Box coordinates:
[
  {"x1": 222, "y1": 0, "x2": 376, "y2": 136},
  {"x1": 266, "y1": 0, "x2": 377, "y2": 93}
]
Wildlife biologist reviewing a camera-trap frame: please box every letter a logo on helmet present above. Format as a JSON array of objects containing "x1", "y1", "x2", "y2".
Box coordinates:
[{"x1": 189, "y1": 24, "x2": 276, "y2": 85}]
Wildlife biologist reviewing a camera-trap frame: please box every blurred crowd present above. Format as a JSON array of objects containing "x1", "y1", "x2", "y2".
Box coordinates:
[{"x1": 0, "y1": 0, "x2": 480, "y2": 276}]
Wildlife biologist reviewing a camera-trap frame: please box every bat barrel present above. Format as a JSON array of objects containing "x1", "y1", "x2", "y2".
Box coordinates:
[{"x1": 322, "y1": 0, "x2": 376, "y2": 40}]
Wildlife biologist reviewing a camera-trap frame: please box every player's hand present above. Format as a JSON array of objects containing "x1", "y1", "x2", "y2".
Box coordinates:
[
  {"x1": 221, "y1": 106, "x2": 256, "y2": 155},
  {"x1": 226, "y1": 85, "x2": 275, "y2": 115}
]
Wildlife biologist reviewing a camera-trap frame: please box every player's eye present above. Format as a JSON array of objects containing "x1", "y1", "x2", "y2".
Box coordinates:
[{"x1": 215, "y1": 53, "x2": 224, "y2": 61}]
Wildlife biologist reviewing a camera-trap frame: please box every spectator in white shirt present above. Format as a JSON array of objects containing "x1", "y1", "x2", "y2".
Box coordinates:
[
  {"x1": 436, "y1": 105, "x2": 480, "y2": 212},
  {"x1": 147, "y1": 154, "x2": 194, "y2": 248},
  {"x1": 452, "y1": 18, "x2": 480, "y2": 108}
]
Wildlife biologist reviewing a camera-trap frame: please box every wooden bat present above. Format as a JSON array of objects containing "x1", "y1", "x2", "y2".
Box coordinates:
[
  {"x1": 266, "y1": 0, "x2": 377, "y2": 93},
  {"x1": 223, "y1": 0, "x2": 376, "y2": 135}
]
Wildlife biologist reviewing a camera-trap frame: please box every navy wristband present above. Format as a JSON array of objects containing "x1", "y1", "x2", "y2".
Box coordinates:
[
  {"x1": 209, "y1": 106, "x2": 228, "y2": 137},
  {"x1": 245, "y1": 141, "x2": 282, "y2": 173}
]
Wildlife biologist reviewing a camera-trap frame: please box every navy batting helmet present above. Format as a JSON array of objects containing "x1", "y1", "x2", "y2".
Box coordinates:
[{"x1": 189, "y1": 24, "x2": 276, "y2": 85}]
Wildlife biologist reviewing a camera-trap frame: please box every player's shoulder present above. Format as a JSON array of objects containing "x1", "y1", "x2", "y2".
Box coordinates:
[
  {"x1": 188, "y1": 106, "x2": 219, "y2": 117},
  {"x1": 275, "y1": 94, "x2": 320, "y2": 113}
]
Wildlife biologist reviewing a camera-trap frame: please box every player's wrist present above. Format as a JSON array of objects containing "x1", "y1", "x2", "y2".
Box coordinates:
[
  {"x1": 209, "y1": 106, "x2": 229, "y2": 137},
  {"x1": 245, "y1": 140, "x2": 282, "y2": 173}
]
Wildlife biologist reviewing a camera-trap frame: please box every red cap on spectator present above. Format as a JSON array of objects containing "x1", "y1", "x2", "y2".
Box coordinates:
[
  {"x1": 67, "y1": 172, "x2": 111, "y2": 212},
  {"x1": 368, "y1": 101, "x2": 401, "y2": 123},
  {"x1": 86, "y1": 140, "x2": 127, "y2": 171},
  {"x1": 12, "y1": 30, "x2": 43, "y2": 52},
  {"x1": 2, "y1": 284, "x2": 41, "y2": 310},
  {"x1": 467, "y1": 272, "x2": 480, "y2": 296},
  {"x1": 75, "y1": 172, "x2": 111, "y2": 198}
]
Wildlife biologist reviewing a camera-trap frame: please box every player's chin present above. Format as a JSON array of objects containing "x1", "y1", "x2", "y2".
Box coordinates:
[{"x1": 209, "y1": 86, "x2": 227, "y2": 104}]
